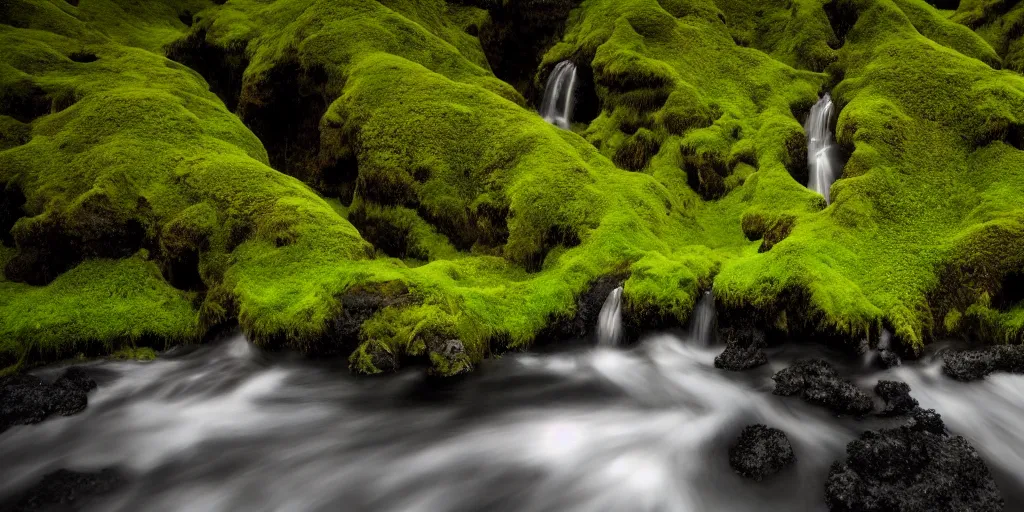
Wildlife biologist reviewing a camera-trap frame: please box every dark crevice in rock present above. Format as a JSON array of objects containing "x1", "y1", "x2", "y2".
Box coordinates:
[
  {"x1": 178, "y1": 10, "x2": 194, "y2": 27},
  {"x1": 0, "y1": 182, "x2": 26, "y2": 247},
  {"x1": 237, "y1": 53, "x2": 331, "y2": 185},
  {"x1": 0, "y1": 80, "x2": 51, "y2": 123},
  {"x1": 613, "y1": 129, "x2": 660, "y2": 171},
  {"x1": 166, "y1": 28, "x2": 250, "y2": 112},
  {"x1": 4, "y1": 195, "x2": 152, "y2": 286},
  {"x1": 348, "y1": 208, "x2": 416, "y2": 260},
  {"x1": 524, "y1": 224, "x2": 583, "y2": 272},
  {"x1": 683, "y1": 146, "x2": 731, "y2": 200},
  {"x1": 824, "y1": 0, "x2": 859, "y2": 50},
  {"x1": 2, "y1": 468, "x2": 125, "y2": 512},
  {"x1": 742, "y1": 213, "x2": 796, "y2": 253},
  {"x1": 68, "y1": 50, "x2": 98, "y2": 63},
  {"x1": 924, "y1": 0, "x2": 961, "y2": 10},
  {"x1": 462, "y1": 0, "x2": 582, "y2": 106},
  {"x1": 64, "y1": 0, "x2": 79, "y2": 6},
  {"x1": 993, "y1": 271, "x2": 1024, "y2": 309},
  {"x1": 162, "y1": 248, "x2": 204, "y2": 291}
]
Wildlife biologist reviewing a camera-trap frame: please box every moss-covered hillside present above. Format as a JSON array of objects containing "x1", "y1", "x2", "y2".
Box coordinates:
[{"x1": 0, "y1": 0, "x2": 1021, "y2": 375}]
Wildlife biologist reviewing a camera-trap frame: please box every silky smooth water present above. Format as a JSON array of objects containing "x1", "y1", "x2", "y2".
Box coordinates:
[
  {"x1": 806, "y1": 94, "x2": 839, "y2": 204},
  {"x1": 540, "y1": 61, "x2": 578, "y2": 130},
  {"x1": 689, "y1": 290, "x2": 716, "y2": 346},
  {"x1": 2, "y1": 334, "x2": 1023, "y2": 512},
  {"x1": 596, "y1": 286, "x2": 624, "y2": 347}
]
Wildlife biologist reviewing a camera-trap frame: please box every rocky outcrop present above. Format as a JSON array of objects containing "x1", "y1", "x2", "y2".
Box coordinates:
[
  {"x1": 943, "y1": 344, "x2": 1024, "y2": 381},
  {"x1": 728, "y1": 424, "x2": 796, "y2": 481},
  {"x1": 772, "y1": 359, "x2": 873, "y2": 416},
  {"x1": 426, "y1": 338, "x2": 473, "y2": 376},
  {"x1": 825, "y1": 408, "x2": 1002, "y2": 512},
  {"x1": 0, "y1": 367, "x2": 96, "y2": 433},
  {"x1": 714, "y1": 327, "x2": 768, "y2": 371}
]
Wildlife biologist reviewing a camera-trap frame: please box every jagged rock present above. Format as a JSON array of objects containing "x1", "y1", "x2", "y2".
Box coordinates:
[
  {"x1": 825, "y1": 409, "x2": 1001, "y2": 512},
  {"x1": 0, "y1": 367, "x2": 96, "y2": 433},
  {"x1": 714, "y1": 327, "x2": 768, "y2": 371},
  {"x1": 874, "y1": 380, "x2": 919, "y2": 417},
  {"x1": 772, "y1": 359, "x2": 873, "y2": 416},
  {"x1": 427, "y1": 338, "x2": 473, "y2": 376},
  {"x1": 3, "y1": 468, "x2": 125, "y2": 511},
  {"x1": 728, "y1": 424, "x2": 796, "y2": 481},
  {"x1": 943, "y1": 344, "x2": 1024, "y2": 381}
]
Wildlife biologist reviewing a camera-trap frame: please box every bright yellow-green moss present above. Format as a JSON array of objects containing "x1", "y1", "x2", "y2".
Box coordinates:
[{"x1": 1, "y1": 0, "x2": 1022, "y2": 376}]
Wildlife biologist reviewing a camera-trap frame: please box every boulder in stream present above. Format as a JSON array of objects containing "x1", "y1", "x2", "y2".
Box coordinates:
[
  {"x1": 728, "y1": 424, "x2": 795, "y2": 481},
  {"x1": 943, "y1": 344, "x2": 1024, "y2": 381},
  {"x1": 874, "y1": 380, "x2": 919, "y2": 417},
  {"x1": 714, "y1": 328, "x2": 768, "y2": 371},
  {"x1": 825, "y1": 408, "x2": 1002, "y2": 512},
  {"x1": 0, "y1": 366, "x2": 96, "y2": 433},
  {"x1": 772, "y1": 359, "x2": 873, "y2": 416}
]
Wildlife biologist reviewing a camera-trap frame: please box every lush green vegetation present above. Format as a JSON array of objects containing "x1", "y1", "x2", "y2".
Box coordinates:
[{"x1": 0, "y1": 0, "x2": 1021, "y2": 375}]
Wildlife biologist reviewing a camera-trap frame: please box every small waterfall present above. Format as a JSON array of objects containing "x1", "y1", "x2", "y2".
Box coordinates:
[
  {"x1": 540, "y1": 61, "x2": 578, "y2": 130},
  {"x1": 806, "y1": 93, "x2": 839, "y2": 204},
  {"x1": 689, "y1": 291, "x2": 716, "y2": 345},
  {"x1": 596, "y1": 287, "x2": 624, "y2": 347}
]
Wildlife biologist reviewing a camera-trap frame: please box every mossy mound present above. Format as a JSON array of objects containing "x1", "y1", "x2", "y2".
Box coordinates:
[{"x1": 1, "y1": 0, "x2": 1023, "y2": 375}]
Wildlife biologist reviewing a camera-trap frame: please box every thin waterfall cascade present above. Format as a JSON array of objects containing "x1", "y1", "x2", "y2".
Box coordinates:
[
  {"x1": 689, "y1": 290, "x2": 716, "y2": 346},
  {"x1": 805, "y1": 93, "x2": 840, "y2": 204},
  {"x1": 596, "y1": 286, "x2": 624, "y2": 347},
  {"x1": 540, "y1": 61, "x2": 578, "y2": 130}
]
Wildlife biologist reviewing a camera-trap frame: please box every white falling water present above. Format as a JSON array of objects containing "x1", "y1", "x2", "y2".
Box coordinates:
[
  {"x1": 540, "y1": 61, "x2": 578, "y2": 130},
  {"x1": 805, "y1": 93, "x2": 839, "y2": 204},
  {"x1": 597, "y1": 286, "x2": 624, "y2": 347},
  {"x1": 689, "y1": 291, "x2": 716, "y2": 346}
]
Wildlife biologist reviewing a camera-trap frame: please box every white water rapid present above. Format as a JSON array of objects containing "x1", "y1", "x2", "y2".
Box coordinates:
[{"x1": 540, "y1": 61, "x2": 578, "y2": 130}]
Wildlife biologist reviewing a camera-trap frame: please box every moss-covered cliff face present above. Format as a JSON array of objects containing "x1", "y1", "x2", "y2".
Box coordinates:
[{"x1": 0, "y1": 0, "x2": 1021, "y2": 375}]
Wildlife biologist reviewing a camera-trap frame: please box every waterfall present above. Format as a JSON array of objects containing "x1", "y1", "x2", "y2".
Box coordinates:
[
  {"x1": 806, "y1": 93, "x2": 839, "y2": 204},
  {"x1": 689, "y1": 291, "x2": 716, "y2": 346},
  {"x1": 596, "y1": 286, "x2": 624, "y2": 347},
  {"x1": 540, "y1": 61, "x2": 578, "y2": 130}
]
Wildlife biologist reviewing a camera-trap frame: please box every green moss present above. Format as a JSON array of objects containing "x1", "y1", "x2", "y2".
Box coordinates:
[{"x1": 1, "y1": 0, "x2": 1023, "y2": 375}]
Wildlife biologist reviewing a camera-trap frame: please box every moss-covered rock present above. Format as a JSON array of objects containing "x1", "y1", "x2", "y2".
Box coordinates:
[{"x1": 0, "y1": 0, "x2": 1022, "y2": 376}]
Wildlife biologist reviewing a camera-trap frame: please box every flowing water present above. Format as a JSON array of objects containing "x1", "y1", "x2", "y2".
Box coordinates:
[
  {"x1": 540, "y1": 61, "x2": 578, "y2": 130},
  {"x1": 689, "y1": 290, "x2": 716, "y2": 346},
  {"x1": 805, "y1": 94, "x2": 839, "y2": 204},
  {"x1": 596, "y1": 286, "x2": 624, "y2": 347},
  {"x1": 3, "y1": 334, "x2": 1024, "y2": 511}
]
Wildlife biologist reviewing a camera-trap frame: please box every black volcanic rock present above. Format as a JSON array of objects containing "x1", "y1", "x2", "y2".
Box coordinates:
[
  {"x1": 772, "y1": 359, "x2": 873, "y2": 416},
  {"x1": 943, "y1": 344, "x2": 1024, "y2": 381},
  {"x1": 4, "y1": 468, "x2": 125, "y2": 511},
  {"x1": 825, "y1": 409, "x2": 1001, "y2": 512},
  {"x1": 0, "y1": 367, "x2": 96, "y2": 433},
  {"x1": 714, "y1": 327, "x2": 768, "y2": 371},
  {"x1": 728, "y1": 424, "x2": 795, "y2": 481},
  {"x1": 874, "y1": 380, "x2": 919, "y2": 417}
]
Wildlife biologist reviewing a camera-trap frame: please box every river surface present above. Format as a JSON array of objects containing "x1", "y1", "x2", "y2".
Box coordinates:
[{"x1": 2, "y1": 332, "x2": 1024, "y2": 511}]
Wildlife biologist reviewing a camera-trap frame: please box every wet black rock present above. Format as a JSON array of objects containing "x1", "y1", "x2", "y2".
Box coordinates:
[
  {"x1": 536, "y1": 274, "x2": 625, "y2": 342},
  {"x1": 877, "y1": 349, "x2": 901, "y2": 369},
  {"x1": 874, "y1": 380, "x2": 919, "y2": 417},
  {"x1": 772, "y1": 359, "x2": 873, "y2": 416},
  {"x1": 728, "y1": 424, "x2": 796, "y2": 481},
  {"x1": 825, "y1": 409, "x2": 1001, "y2": 512},
  {"x1": 714, "y1": 327, "x2": 768, "y2": 371},
  {"x1": 943, "y1": 344, "x2": 1024, "y2": 381},
  {"x1": 0, "y1": 367, "x2": 96, "y2": 433},
  {"x1": 3, "y1": 468, "x2": 125, "y2": 511}
]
